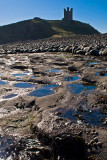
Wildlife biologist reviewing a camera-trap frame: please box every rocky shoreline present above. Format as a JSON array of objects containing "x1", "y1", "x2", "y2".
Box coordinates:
[{"x1": 0, "y1": 35, "x2": 107, "y2": 160}]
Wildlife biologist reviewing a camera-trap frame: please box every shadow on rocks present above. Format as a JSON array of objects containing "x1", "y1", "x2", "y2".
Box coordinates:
[{"x1": 35, "y1": 128, "x2": 89, "y2": 160}]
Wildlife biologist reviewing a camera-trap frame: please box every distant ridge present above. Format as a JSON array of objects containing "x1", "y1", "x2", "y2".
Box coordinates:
[{"x1": 0, "y1": 17, "x2": 100, "y2": 44}]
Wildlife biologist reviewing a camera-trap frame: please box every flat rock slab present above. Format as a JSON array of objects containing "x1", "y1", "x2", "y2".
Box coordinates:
[{"x1": 0, "y1": 52, "x2": 107, "y2": 160}]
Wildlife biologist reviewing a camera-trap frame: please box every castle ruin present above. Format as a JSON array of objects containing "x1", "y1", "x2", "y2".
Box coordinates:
[{"x1": 63, "y1": 7, "x2": 73, "y2": 22}]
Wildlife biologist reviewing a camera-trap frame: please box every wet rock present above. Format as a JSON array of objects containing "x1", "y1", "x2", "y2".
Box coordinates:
[
  {"x1": 98, "y1": 79, "x2": 107, "y2": 90},
  {"x1": 89, "y1": 49, "x2": 99, "y2": 56},
  {"x1": 99, "y1": 48, "x2": 107, "y2": 56},
  {"x1": 68, "y1": 66, "x2": 77, "y2": 71},
  {"x1": 82, "y1": 75, "x2": 97, "y2": 83},
  {"x1": 11, "y1": 65, "x2": 28, "y2": 70},
  {"x1": 84, "y1": 46, "x2": 92, "y2": 52},
  {"x1": 36, "y1": 130, "x2": 88, "y2": 160},
  {"x1": 99, "y1": 71, "x2": 106, "y2": 76},
  {"x1": 64, "y1": 46, "x2": 71, "y2": 52},
  {"x1": 53, "y1": 62, "x2": 68, "y2": 66},
  {"x1": 15, "y1": 96, "x2": 35, "y2": 109},
  {"x1": 76, "y1": 50, "x2": 86, "y2": 55}
]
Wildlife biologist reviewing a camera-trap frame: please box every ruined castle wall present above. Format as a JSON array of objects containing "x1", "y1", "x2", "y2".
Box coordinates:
[{"x1": 63, "y1": 7, "x2": 73, "y2": 22}]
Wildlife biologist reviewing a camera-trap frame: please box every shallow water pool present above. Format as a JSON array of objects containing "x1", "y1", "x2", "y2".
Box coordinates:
[
  {"x1": 0, "y1": 80, "x2": 8, "y2": 85},
  {"x1": 96, "y1": 72, "x2": 107, "y2": 76},
  {"x1": 12, "y1": 73, "x2": 27, "y2": 76},
  {"x1": 68, "y1": 83, "x2": 96, "y2": 94},
  {"x1": 88, "y1": 62, "x2": 100, "y2": 65},
  {"x1": 60, "y1": 109, "x2": 77, "y2": 123},
  {"x1": 31, "y1": 75, "x2": 37, "y2": 78},
  {"x1": 60, "y1": 109, "x2": 105, "y2": 127},
  {"x1": 47, "y1": 69, "x2": 61, "y2": 73},
  {"x1": 65, "y1": 76, "x2": 80, "y2": 82},
  {"x1": 29, "y1": 84, "x2": 58, "y2": 97},
  {"x1": 14, "y1": 82, "x2": 35, "y2": 88},
  {"x1": 0, "y1": 135, "x2": 18, "y2": 159},
  {"x1": 3, "y1": 94, "x2": 18, "y2": 99}
]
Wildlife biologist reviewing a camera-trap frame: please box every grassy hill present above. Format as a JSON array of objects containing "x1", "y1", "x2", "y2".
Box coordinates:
[
  {"x1": 48, "y1": 20, "x2": 100, "y2": 36},
  {"x1": 0, "y1": 17, "x2": 100, "y2": 44}
]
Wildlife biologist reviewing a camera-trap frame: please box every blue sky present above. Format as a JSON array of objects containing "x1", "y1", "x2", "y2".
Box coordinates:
[{"x1": 0, "y1": 0, "x2": 107, "y2": 33}]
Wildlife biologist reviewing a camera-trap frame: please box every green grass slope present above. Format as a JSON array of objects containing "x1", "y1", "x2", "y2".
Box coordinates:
[
  {"x1": 48, "y1": 20, "x2": 100, "y2": 36},
  {"x1": 0, "y1": 17, "x2": 100, "y2": 43}
]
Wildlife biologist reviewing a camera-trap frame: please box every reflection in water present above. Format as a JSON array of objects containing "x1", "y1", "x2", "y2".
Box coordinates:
[
  {"x1": 29, "y1": 84, "x2": 58, "y2": 97},
  {"x1": 3, "y1": 94, "x2": 18, "y2": 99},
  {"x1": 96, "y1": 72, "x2": 107, "y2": 76},
  {"x1": 88, "y1": 62, "x2": 100, "y2": 65},
  {"x1": 65, "y1": 76, "x2": 80, "y2": 82},
  {"x1": 68, "y1": 83, "x2": 96, "y2": 94},
  {"x1": 0, "y1": 135, "x2": 18, "y2": 159},
  {"x1": 60, "y1": 109, "x2": 77, "y2": 123},
  {"x1": 14, "y1": 82, "x2": 35, "y2": 88},
  {"x1": 0, "y1": 80, "x2": 8, "y2": 85},
  {"x1": 60, "y1": 109, "x2": 106, "y2": 127},
  {"x1": 12, "y1": 73, "x2": 27, "y2": 76},
  {"x1": 31, "y1": 75, "x2": 37, "y2": 78},
  {"x1": 47, "y1": 69, "x2": 61, "y2": 73}
]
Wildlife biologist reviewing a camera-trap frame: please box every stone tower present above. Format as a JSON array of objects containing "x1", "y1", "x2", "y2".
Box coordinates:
[{"x1": 63, "y1": 7, "x2": 73, "y2": 22}]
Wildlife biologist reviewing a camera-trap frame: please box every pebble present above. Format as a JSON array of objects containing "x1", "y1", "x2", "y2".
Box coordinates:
[
  {"x1": 57, "y1": 156, "x2": 61, "y2": 160},
  {"x1": 93, "y1": 137, "x2": 98, "y2": 142},
  {"x1": 97, "y1": 142, "x2": 102, "y2": 148},
  {"x1": 89, "y1": 140, "x2": 94, "y2": 145}
]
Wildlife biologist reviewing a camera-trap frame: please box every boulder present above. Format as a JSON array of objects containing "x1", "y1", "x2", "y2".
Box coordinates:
[
  {"x1": 99, "y1": 48, "x2": 107, "y2": 56},
  {"x1": 68, "y1": 66, "x2": 77, "y2": 71},
  {"x1": 89, "y1": 49, "x2": 99, "y2": 56},
  {"x1": 82, "y1": 75, "x2": 97, "y2": 83},
  {"x1": 76, "y1": 50, "x2": 86, "y2": 55}
]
